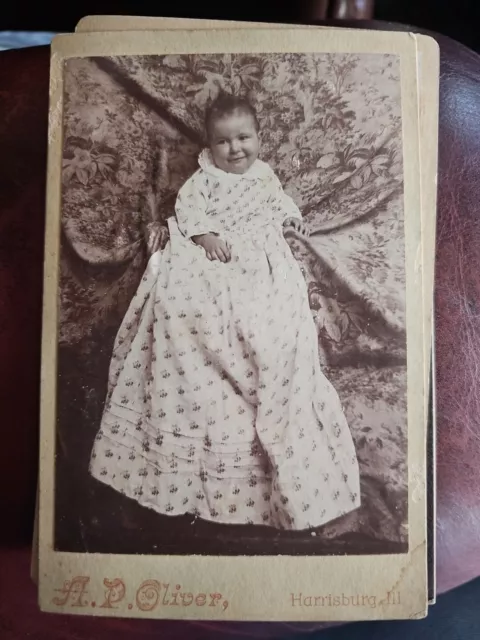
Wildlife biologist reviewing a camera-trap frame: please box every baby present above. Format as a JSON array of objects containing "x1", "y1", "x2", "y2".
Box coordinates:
[
  {"x1": 188, "y1": 93, "x2": 309, "y2": 262},
  {"x1": 90, "y1": 92, "x2": 360, "y2": 531}
]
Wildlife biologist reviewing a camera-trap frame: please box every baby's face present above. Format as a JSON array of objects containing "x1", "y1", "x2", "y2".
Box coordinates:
[{"x1": 209, "y1": 111, "x2": 259, "y2": 175}]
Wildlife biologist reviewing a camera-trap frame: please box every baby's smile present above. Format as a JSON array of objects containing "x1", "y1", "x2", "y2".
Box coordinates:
[{"x1": 229, "y1": 154, "x2": 247, "y2": 165}]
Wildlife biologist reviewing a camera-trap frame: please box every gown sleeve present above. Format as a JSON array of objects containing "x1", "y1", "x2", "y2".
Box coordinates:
[
  {"x1": 175, "y1": 170, "x2": 220, "y2": 238},
  {"x1": 269, "y1": 174, "x2": 303, "y2": 222}
]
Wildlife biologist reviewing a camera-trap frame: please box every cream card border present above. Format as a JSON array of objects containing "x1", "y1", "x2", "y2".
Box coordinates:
[{"x1": 39, "y1": 27, "x2": 428, "y2": 621}]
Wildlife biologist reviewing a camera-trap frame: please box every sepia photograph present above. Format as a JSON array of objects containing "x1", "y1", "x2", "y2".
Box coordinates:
[{"x1": 53, "y1": 49, "x2": 408, "y2": 557}]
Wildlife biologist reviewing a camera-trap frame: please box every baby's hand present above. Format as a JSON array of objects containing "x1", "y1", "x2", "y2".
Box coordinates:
[
  {"x1": 192, "y1": 233, "x2": 231, "y2": 263},
  {"x1": 146, "y1": 222, "x2": 168, "y2": 254},
  {"x1": 283, "y1": 217, "x2": 310, "y2": 237}
]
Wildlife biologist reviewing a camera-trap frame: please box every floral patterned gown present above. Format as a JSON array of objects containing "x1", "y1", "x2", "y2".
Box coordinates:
[{"x1": 90, "y1": 150, "x2": 361, "y2": 530}]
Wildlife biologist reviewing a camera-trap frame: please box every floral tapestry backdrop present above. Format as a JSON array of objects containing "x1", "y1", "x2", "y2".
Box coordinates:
[{"x1": 57, "y1": 53, "x2": 407, "y2": 552}]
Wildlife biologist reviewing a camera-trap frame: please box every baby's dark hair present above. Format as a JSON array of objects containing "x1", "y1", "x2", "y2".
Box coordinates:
[{"x1": 204, "y1": 93, "x2": 259, "y2": 140}]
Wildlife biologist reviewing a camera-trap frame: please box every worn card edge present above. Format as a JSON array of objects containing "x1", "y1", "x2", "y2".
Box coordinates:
[{"x1": 413, "y1": 33, "x2": 439, "y2": 605}]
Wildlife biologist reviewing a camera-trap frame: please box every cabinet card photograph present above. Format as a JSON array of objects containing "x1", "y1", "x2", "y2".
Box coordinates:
[{"x1": 39, "y1": 27, "x2": 429, "y2": 621}]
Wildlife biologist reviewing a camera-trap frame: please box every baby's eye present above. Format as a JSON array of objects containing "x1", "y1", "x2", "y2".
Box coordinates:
[
  {"x1": 216, "y1": 140, "x2": 227, "y2": 146},
  {"x1": 239, "y1": 135, "x2": 250, "y2": 141}
]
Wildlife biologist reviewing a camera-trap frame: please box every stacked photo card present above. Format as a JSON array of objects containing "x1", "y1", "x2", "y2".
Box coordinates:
[{"x1": 35, "y1": 15, "x2": 439, "y2": 622}]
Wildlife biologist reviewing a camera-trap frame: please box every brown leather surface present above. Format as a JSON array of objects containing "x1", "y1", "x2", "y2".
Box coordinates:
[
  {"x1": 307, "y1": 0, "x2": 329, "y2": 20},
  {"x1": 434, "y1": 37, "x2": 480, "y2": 594},
  {"x1": 1, "y1": 21, "x2": 480, "y2": 638},
  {"x1": 330, "y1": 0, "x2": 374, "y2": 20},
  {"x1": 306, "y1": 0, "x2": 374, "y2": 20},
  {"x1": 0, "y1": 46, "x2": 47, "y2": 546}
]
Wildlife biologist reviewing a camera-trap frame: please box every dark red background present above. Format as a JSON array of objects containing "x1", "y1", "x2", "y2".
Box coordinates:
[{"x1": 1, "y1": 18, "x2": 480, "y2": 639}]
